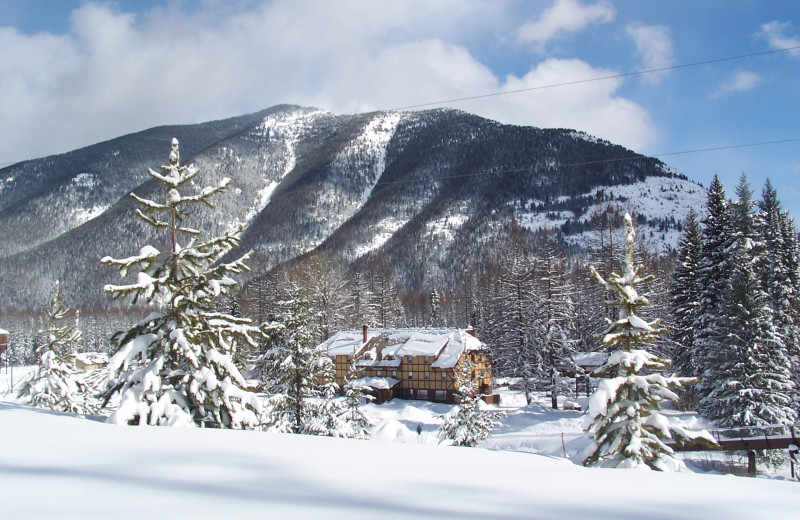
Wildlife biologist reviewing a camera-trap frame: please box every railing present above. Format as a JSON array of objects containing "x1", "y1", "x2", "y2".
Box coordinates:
[{"x1": 670, "y1": 423, "x2": 800, "y2": 452}]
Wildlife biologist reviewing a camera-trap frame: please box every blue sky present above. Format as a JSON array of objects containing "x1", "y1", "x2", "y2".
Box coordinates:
[{"x1": 1, "y1": 0, "x2": 798, "y2": 216}]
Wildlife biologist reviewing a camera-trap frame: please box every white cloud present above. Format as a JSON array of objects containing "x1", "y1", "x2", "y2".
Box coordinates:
[
  {"x1": 757, "y1": 20, "x2": 800, "y2": 58},
  {"x1": 516, "y1": 0, "x2": 615, "y2": 50},
  {"x1": 711, "y1": 70, "x2": 762, "y2": 98},
  {"x1": 625, "y1": 23, "x2": 674, "y2": 84},
  {"x1": 478, "y1": 59, "x2": 655, "y2": 150},
  {"x1": 0, "y1": 0, "x2": 655, "y2": 165}
]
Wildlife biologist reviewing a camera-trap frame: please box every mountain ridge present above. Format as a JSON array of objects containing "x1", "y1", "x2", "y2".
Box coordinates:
[{"x1": 0, "y1": 105, "x2": 704, "y2": 307}]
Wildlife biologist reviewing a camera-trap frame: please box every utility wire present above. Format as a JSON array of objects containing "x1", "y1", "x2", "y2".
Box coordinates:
[
  {"x1": 2, "y1": 46, "x2": 798, "y2": 169},
  {"x1": 389, "y1": 45, "x2": 800, "y2": 111},
  {"x1": 374, "y1": 137, "x2": 800, "y2": 186}
]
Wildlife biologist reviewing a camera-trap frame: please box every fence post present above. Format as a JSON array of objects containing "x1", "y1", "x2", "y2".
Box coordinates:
[{"x1": 747, "y1": 450, "x2": 757, "y2": 477}]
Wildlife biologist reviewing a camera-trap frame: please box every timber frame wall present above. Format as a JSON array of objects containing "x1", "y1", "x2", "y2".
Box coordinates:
[{"x1": 331, "y1": 341, "x2": 493, "y2": 405}]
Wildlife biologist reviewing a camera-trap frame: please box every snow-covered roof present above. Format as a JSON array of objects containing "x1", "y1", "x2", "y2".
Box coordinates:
[
  {"x1": 323, "y1": 330, "x2": 369, "y2": 357},
  {"x1": 0, "y1": 328, "x2": 8, "y2": 335},
  {"x1": 322, "y1": 328, "x2": 484, "y2": 369},
  {"x1": 572, "y1": 352, "x2": 609, "y2": 367},
  {"x1": 348, "y1": 376, "x2": 401, "y2": 390}
]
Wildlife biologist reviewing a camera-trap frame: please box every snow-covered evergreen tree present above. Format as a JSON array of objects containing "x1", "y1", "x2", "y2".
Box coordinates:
[
  {"x1": 703, "y1": 245, "x2": 795, "y2": 427},
  {"x1": 100, "y1": 138, "x2": 262, "y2": 429},
  {"x1": 584, "y1": 214, "x2": 714, "y2": 470},
  {"x1": 18, "y1": 281, "x2": 93, "y2": 414},
  {"x1": 302, "y1": 371, "x2": 348, "y2": 437},
  {"x1": 670, "y1": 209, "x2": 703, "y2": 377},
  {"x1": 438, "y1": 358, "x2": 503, "y2": 447},
  {"x1": 699, "y1": 175, "x2": 796, "y2": 426},
  {"x1": 261, "y1": 283, "x2": 332, "y2": 434},
  {"x1": 694, "y1": 176, "x2": 735, "y2": 408},
  {"x1": 338, "y1": 357, "x2": 373, "y2": 440},
  {"x1": 536, "y1": 241, "x2": 578, "y2": 408},
  {"x1": 758, "y1": 180, "x2": 800, "y2": 409}
]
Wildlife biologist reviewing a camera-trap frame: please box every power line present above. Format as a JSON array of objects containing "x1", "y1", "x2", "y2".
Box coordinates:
[
  {"x1": 2, "y1": 46, "x2": 798, "y2": 169},
  {"x1": 374, "y1": 137, "x2": 800, "y2": 186},
  {"x1": 389, "y1": 46, "x2": 800, "y2": 111}
]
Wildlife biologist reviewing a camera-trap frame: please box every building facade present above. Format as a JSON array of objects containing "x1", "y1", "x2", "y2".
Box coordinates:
[{"x1": 322, "y1": 327, "x2": 496, "y2": 404}]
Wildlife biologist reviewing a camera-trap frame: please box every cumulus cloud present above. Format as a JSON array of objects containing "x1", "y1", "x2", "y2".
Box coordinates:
[
  {"x1": 626, "y1": 23, "x2": 674, "y2": 84},
  {"x1": 478, "y1": 59, "x2": 655, "y2": 148},
  {"x1": 516, "y1": 0, "x2": 615, "y2": 50},
  {"x1": 0, "y1": 0, "x2": 655, "y2": 165},
  {"x1": 711, "y1": 70, "x2": 762, "y2": 98},
  {"x1": 757, "y1": 20, "x2": 800, "y2": 58}
]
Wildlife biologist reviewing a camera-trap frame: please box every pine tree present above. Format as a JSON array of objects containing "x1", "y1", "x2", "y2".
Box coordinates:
[
  {"x1": 261, "y1": 283, "x2": 335, "y2": 434},
  {"x1": 438, "y1": 358, "x2": 503, "y2": 447},
  {"x1": 338, "y1": 356, "x2": 373, "y2": 440},
  {"x1": 703, "y1": 247, "x2": 795, "y2": 426},
  {"x1": 699, "y1": 175, "x2": 796, "y2": 426},
  {"x1": 18, "y1": 281, "x2": 93, "y2": 414},
  {"x1": 583, "y1": 214, "x2": 714, "y2": 470},
  {"x1": 758, "y1": 180, "x2": 800, "y2": 409},
  {"x1": 100, "y1": 139, "x2": 262, "y2": 429},
  {"x1": 670, "y1": 209, "x2": 702, "y2": 377},
  {"x1": 694, "y1": 176, "x2": 735, "y2": 409},
  {"x1": 536, "y1": 240, "x2": 578, "y2": 409}
]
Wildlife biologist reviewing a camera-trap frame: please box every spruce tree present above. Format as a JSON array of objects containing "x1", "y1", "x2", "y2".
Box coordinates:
[
  {"x1": 694, "y1": 176, "x2": 735, "y2": 409},
  {"x1": 339, "y1": 356, "x2": 374, "y2": 440},
  {"x1": 261, "y1": 283, "x2": 334, "y2": 434},
  {"x1": 758, "y1": 180, "x2": 800, "y2": 409},
  {"x1": 703, "y1": 246, "x2": 795, "y2": 426},
  {"x1": 438, "y1": 358, "x2": 503, "y2": 447},
  {"x1": 669, "y1": 209, "x2": 703, "y2": 381},
  {"x1": 536, "y1": 240, "x2": 578, "y2": 409},
  {"x1": 18, "y1": 281, "x2": 93, "y2": 414},
  {"x1": 100, "y1": 138, "x2": 262, "y2": 429},
  {"x1": 700, "y1": 175, "x2": 796, "y2": 426},
  {"x1": 584, "y1": 214, "x2": 714, "y2": 470}
]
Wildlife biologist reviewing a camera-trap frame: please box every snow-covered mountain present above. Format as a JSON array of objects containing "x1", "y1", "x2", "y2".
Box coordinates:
[{"x1": 0, "y1": 105, "x2": 704, "y2": 306}]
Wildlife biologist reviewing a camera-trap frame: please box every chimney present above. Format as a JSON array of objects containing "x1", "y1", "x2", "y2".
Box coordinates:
[
  {"x1": 363, "y1": 325, "x2": 368, "y2": 344},
  {"x1": 466, "y1": 327, "x2": 478, "y2": 339}
]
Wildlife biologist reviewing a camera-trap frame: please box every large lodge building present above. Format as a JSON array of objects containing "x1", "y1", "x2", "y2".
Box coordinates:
[{"x1": 321, "y1": 327, "x2": 497, "y2": 404}]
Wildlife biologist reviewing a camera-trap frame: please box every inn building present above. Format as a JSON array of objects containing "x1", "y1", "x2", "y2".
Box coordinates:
[{"x1": 321, "y1": 327, "x2": 497, "y2": 404}]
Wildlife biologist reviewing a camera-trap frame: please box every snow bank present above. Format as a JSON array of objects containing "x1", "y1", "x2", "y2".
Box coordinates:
[{"x1": 1, "y1": 403, "x2": 799, "y2": 519}]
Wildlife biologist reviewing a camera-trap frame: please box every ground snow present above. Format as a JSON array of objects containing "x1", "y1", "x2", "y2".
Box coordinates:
[{"x1": 2, "y1": 371, "x2": 799, "y2": 519}]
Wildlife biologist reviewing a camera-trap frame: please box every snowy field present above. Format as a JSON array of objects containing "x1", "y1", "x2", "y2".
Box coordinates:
[{"x1": 2, "y1": 368, "x2": 800, "y2": 519}]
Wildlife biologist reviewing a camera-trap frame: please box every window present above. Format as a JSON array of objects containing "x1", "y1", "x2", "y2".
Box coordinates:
[
  {"x1": 407, "y1": 355, "x2": 413, "y2": 363},
  {"x1": 435, "y1": 390, "x2": 447, "y2": 401},
  {"x1": 408, "y1": 371, "x2": 413, "y2": 380},
  {"x1": 441, "y1": 372, "x2": 447, "y2": 382},
  {"x1": 424, "y1": 356, "x2": 429, "y2": 364},
  {"x1": 391, "y1": 370, "x2": 397, "y2": 378},
  {"x1": 415, "y1": 389, "x2": 427, "y2": 400},
  {"x1": 424, "y1": 372, "x2": 430, "y2": 381}
]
